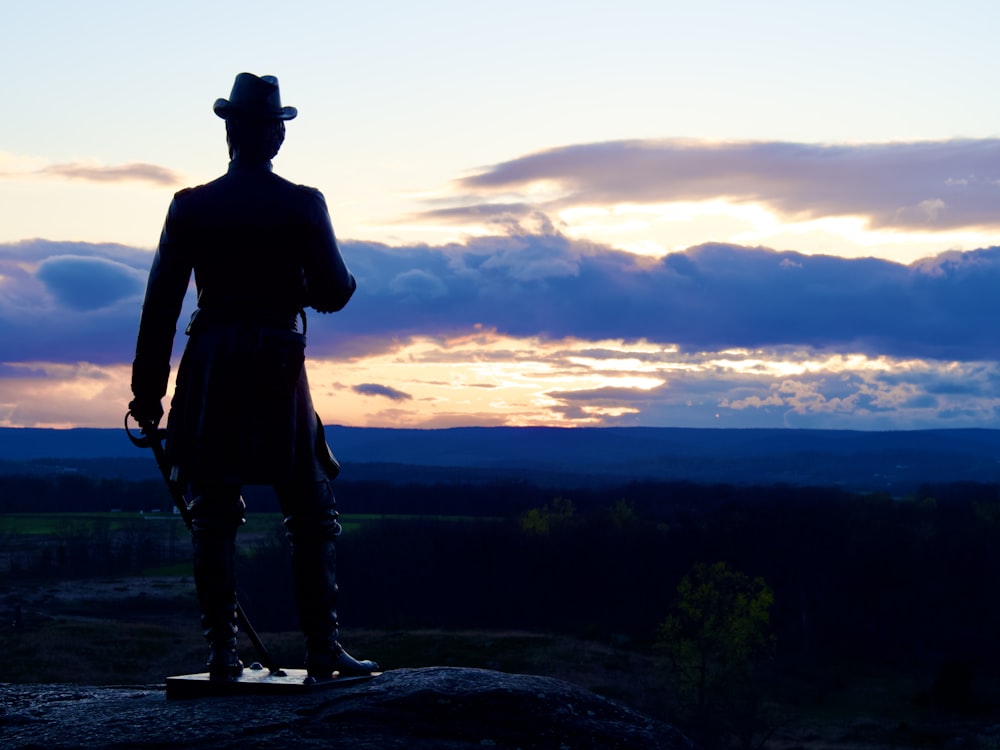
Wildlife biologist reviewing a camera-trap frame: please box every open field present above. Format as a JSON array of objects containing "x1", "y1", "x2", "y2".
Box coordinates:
[
  {"x1": 0, "y1": 512, "x2": 184, "y2": 535},
  {"x1": 0, "y1": 511, "x2": 499, "y2": 535},
  {"x1": 0, "y1": 512, "x2": 500, "y2": 576}
]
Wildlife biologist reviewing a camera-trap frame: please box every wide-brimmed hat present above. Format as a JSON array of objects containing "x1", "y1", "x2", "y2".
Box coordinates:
[{"x1": 213, "y1": 73, "x2": 297, "y2": 120}]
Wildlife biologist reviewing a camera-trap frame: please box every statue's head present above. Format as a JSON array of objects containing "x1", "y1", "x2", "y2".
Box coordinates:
[{"x1": 214, "y1": 73, "x2": 297, "y2": 162}]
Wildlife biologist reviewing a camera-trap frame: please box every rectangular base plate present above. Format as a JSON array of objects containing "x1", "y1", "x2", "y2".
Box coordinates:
[{"x1": 166, "y1": 667, "x2": 380, "y2": 699}]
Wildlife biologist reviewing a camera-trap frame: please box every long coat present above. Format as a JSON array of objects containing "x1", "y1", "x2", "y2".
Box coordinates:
[{"x1": 131, "y1": 158, "x2": 356, "y2": 485}]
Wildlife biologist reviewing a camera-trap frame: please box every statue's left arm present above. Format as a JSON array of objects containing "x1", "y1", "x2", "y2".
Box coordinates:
[
  {"x1": 301, "y1": 188, "x2": 356, "y2": 313},
  {"x1": 130, "y1": 194, "x2": 194, "y2": 413}
]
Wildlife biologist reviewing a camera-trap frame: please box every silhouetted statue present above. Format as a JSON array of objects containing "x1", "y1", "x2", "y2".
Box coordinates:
[{"x1": 130, "y1": 73, "x2": 377, "y2": 680}]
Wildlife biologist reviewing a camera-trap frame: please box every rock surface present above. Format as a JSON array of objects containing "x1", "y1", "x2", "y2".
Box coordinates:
[{"x1": 0, "y1": 666, "x2": 693, "y2": 749}]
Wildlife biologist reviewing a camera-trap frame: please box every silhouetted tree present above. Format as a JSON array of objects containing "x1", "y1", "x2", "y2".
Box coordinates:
[{"x1": 658, "y1": 561, "x2": 776, "y2": 750}]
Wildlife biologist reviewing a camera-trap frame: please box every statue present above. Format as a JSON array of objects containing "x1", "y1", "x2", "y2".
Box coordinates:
[{"x1": 129, "y1": 73, "x2": 377, "y2": 681}]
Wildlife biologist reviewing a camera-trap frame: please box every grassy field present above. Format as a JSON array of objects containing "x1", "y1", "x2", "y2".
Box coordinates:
[
  {"x1": 0, "y1": 511, "x2": 500, "y2": 535},
  {"x1": 0, "y1": 511, "x2": 508, "y2": 580},
  {"x1": 0, "y1": 512, "x2": 181, "y2": 534}
]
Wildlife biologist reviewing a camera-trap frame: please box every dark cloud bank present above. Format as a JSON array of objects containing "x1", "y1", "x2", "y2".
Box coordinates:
[
  {"x1": 0, "y1": 240, "x2": 154, "y2": 366},
  {"x1": 335, "y1": 235, "x2": 998, "y2": 362},
  {"x1": 1, "y1": 235, "x2": 997, "y2": 368}
]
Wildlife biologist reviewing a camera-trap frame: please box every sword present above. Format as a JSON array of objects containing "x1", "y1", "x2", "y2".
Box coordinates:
[{"x1": 125, "y1": 411, "x2": 282, "y2": 674}]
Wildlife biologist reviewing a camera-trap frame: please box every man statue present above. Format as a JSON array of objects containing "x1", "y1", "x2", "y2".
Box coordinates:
[{"x1": 129, "y1": 72, "x2": 377, "y2": 681}]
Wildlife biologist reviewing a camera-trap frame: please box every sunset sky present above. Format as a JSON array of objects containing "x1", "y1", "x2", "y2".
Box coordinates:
[{"x1": 3, "y1": 0, "x2": 1000, "y2": 431}]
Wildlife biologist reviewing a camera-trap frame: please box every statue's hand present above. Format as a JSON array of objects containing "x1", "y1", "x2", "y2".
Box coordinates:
[{"x1": 128, "y1": 396, "x2": 164, "y2": 430}]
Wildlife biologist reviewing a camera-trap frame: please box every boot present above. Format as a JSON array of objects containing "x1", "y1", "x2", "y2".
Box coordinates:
[
  {"x1": 192, "y1": 529, "x2": 244, "y2": 681},
  {"x1": 205, "y1": 636, "x2": 243, "y2": 681},
  {"x1": 306, "y1": 646, "x2": 380, "y2": 679},
  {"x1": 290, "y1": 537, "x2": 378, "y2": 679}
]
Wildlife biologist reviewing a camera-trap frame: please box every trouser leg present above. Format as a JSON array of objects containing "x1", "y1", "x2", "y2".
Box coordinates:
[
  {"x1": 276, "y1": 479, "x2": 378, "y2": 678},
  {"x1": 188, "y1": 485, "x2": 246, "y2": 680}
]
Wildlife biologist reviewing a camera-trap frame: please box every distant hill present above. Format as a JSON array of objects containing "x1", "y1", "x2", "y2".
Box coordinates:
[{"x1": 2, "y1": 425, "x2": 1000, "y2": 491}]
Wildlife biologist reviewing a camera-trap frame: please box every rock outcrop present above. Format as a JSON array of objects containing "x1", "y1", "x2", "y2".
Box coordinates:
[{"x1": 1, "y1": 666, "x2": 693, "y2": 749}]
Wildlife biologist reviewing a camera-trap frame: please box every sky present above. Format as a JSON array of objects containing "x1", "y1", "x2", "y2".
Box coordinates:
[{"x1": 3, "y1": 0, "x2": 1000, "y2": 431}]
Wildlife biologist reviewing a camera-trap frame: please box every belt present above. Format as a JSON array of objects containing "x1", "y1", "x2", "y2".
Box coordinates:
[{"x1": 185, "y1": 307, "x2": 305, "y2": 335}]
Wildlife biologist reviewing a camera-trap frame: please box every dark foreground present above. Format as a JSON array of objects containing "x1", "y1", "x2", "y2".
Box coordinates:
[
  {"x1": 0, "y1": 667, "x2": 691, "y2": 750},
  {"x1": 5, "y1": 585, "x2": 1000, "y2": 750}
]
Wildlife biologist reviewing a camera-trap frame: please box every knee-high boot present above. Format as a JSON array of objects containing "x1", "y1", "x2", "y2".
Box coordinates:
[
  {"x1": 192, "y1": 528, "x2": 244, "y2": 680},
  {"x1": 289, "y1": 535, "x2": 378, "y2": 678}
]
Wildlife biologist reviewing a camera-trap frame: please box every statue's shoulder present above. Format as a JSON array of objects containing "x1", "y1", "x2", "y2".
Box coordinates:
[
  {"x1": 295, "y1": 183, "x2": 323, "y2": 197},
  {"x1": 273, "y1": 175, "x2": 328, "y2": 210},
  {"x1": 173, "y1": 173, "x2": 226, "y2": 201},
  {"x1": 273, "y1": 172, "x2": 323, "y2": 198},
  {"x1": 165, "y1": 186, "x2": 196, "y2": 217}
]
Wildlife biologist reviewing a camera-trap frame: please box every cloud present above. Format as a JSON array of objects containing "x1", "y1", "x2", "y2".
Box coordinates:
[
  {"x1": 0, "y1": 240, "x2": 162, "y2": 365},
  {"x1": 5, "y1": 234, "x2": 1000, "y2": 431},
  {"x1": 532, "y1": 353, "x2": 1000, "y2": 430},
  {"x1": 0, "y1": 156, "x2": 182, "y2": 186},
  {"x1": 388, "y1": 269, "x2": 448, "y2": 300},
  {"x1": 5, "y1": 235, "x2": 1000, "y2": 371},
  {"x1": 39, "y1": 161, "x2": 182, "y2": 186},
  {"x1": 0, "y1": 362, "x2": 132, "y2": 429},
  {"x1": 334, "y1": 237, "x2": 1000, "y2": 362},
  {"x1": 0, "y1": 239, "x2": 155, "y2": 268},
  {"x1": 36, "y1": 255, "x2": 147, "y2": 310},
  {"x1": 6, "y1": 134, "x2": 1000, "y2": 430},
  {"x1": 352, "y1": 383, "x2": 413, "y2": 401},
  {"x1": 424, "y1": 138, "x2": 1000, "y2": 233},
  {"x1": 9, "y1": 326, "x2": 997, "y2": 430}
]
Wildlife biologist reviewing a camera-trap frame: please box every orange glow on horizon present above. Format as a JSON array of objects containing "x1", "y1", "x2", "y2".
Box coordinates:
[{"x1": 2, "y1": 339, "x2": 996, "y2": 431}]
